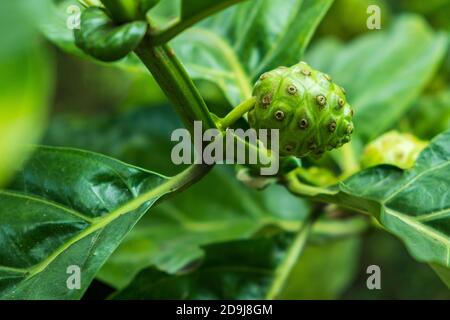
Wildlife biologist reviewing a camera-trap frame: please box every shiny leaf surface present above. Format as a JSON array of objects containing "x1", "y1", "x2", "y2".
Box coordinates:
[
  {"x1": 306, "y1": 130, "x2": 450, "y2": 273},
  {"x1": 0, "y1": 147, "x2": 195, "y2": 299},
  {"x1": 74, "y1": 7, "x2": 147, "y2": 62}
]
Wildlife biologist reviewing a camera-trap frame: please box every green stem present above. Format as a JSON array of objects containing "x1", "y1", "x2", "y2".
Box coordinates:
[
  {"x1": 150, "y1": 0, "x2": 246, "y2": 45},
  {"x1": 135, "y1": 40, "x2": 217, "y2": 133},
  {"x1": 285, "y1": 171, "x2": 337, "y2": 197},
  {"x1": 218, "y1": 97, "x2": 256, "y2": 130},
  {"x1": 266, "y1": 214, "x2": 316, "y2": 300},
  {"x1": 101, "y1": 0, "x2": 139, "y2": 22},
  {"x1": 284, "y1": 171, "x2": 381, "y2": 218}
]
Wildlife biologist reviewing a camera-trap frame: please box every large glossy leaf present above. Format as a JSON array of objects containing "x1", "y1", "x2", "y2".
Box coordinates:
[
  {"x1": 0, "y1": 147, "x2": 203, "y2": 299},
  {"x1": 304, "y1": 129, "x2": 450, "y2": 272},
  {"x1": 305, "y1": 15, "x2": 448, "y2": 141},
  {"x1": 171, "y1": 0, "x2": 334, "y2": 106}
]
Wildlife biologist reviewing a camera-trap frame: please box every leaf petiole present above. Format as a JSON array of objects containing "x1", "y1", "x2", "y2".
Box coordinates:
[
  {"x1": 218, "y1": 96, "x2": 256, "y2": 130},
  {"x1": 265, "y1": 212, "x2": 317, "y2": 300},
  {"x1": 285, "y1": 170, "x2": 337, "y2": 197}
]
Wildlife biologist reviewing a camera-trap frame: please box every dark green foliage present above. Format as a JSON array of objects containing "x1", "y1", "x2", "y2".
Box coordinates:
[{"x1": 74, "y1": 7, "x2": 147, "y2": 62}]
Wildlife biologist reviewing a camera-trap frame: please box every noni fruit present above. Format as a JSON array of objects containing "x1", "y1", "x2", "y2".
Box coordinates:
[
  {"x1": 248, "y1": 62, "x2": 354, "y2": 158},
  {"x1": 361, "y1": 131, "x2": 428, "y2": 169}
]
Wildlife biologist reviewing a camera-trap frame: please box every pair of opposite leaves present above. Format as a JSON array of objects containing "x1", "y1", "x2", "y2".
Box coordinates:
[{"x1": 75, "y1": 0, "x2": 158, "y2": 61}]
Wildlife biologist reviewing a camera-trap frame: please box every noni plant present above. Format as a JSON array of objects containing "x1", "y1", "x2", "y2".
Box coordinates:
[{"x1": 0, "y1": 0, "x2": 449, "y2": 301}]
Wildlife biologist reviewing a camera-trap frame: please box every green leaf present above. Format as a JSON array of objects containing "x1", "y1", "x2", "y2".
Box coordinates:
[
  {"x1": 305, "y1": 15, "x2": 448, "y2": 141},
  {"x1": 0, "y1": 48, "x2": 52, "y2": 188},
  {"x1": 431, "y1": 263, "x2": 450, "y2": 288},
  {"x1": 171, "y1": 0, "x2": 334, "y2": 106},
  {"x1": 112, "y1": 235, "x2": 361, "y2": 300},
  {"x1": 0, "y1": 147, "x2": 206, "y2": 299},
  {"x1": 112, "y1": 235, "x2": 289, "y2": 299},
  {"x1": 75, "y1": 7, "x2": 147, "y2": 62},
  {"x1": 343, "y1": 130, "x2": 450, "y2": 268},
  {"x1": 297, "y1": 130, "x2": 450, "y2": 275},
  {"x1": 0, "y1": 1, "x2": 53, "y2": 187}
]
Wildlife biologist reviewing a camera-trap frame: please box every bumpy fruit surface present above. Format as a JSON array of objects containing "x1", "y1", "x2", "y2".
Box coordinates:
[
  {"x1": 361, "y1": 131, "x2": 428, "y2": 170},
  {"x1": 248, "y1": 62, "x2": 354, "y2": 158}
]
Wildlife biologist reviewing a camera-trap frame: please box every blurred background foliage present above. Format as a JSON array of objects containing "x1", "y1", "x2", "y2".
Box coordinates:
[
  {"x1": 1, "y1": 0, "x2": 449, "y2": 299},
  {"x1": 0, "y1": 1, "x2": 53, "y2": 187}
]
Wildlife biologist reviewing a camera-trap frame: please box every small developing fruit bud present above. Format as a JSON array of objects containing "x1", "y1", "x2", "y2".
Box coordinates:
[
  {"x1": 361, "y1": 131, "x2": 428, "y2": 170},
  {"x1": 248, "y1": 62, "x2": 354, "y2": 158}
]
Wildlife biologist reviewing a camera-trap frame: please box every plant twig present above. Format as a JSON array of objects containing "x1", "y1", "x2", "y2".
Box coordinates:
[
  {"x1": 135, "y1": 41, "x2": 217, "y2": 134},
  {"x1": 265, "y1": 212, "x2": 318, "y2": 300},
  {"x1": 218, "y1": 96, "x2": 256, "y2": 130},
  {"x1": 285, "y1": 170, "x2": 337, "y2": 197}
]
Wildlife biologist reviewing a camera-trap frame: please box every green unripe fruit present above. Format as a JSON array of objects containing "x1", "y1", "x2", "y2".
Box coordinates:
[
  {"x1": 248, "y1": 62, "x2": 354, "y2": 158},
  {"x1": 361, "y1": 131, "x2": 428, "y2": 170}
]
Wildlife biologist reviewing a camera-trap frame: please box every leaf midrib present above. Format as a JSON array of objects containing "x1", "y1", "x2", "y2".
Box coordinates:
[
  {"x1": 384, "y1": 207, "x2": 450, "y2": 267},
  {"x1": 0, "y1": 191, "x2": 94, "y2": 223},
  {"x1": 383, "y1": 160, "x2": 450, "y2": 204},
  {"x1": 24, "y1": 179, "x2": 172, "y2": 278}
]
